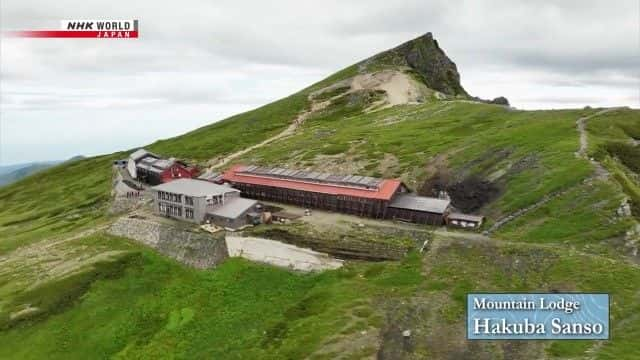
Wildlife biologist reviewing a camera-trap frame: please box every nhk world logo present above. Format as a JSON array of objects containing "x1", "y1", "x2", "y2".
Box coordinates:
[{"x1": 7, "y1": 19, "x2": 139, "y2": 38}]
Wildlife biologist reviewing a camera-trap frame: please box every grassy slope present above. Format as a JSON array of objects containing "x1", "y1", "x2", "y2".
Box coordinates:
[
  {"x1": 0, "y1": 155, "x2": 121, "y2": 254},
  {"x1": 498, "y1": 108, "x2": 640, "y2": 251},
  {"x1": 1, "y1": 59, "x2": 639, "y2": 358},
  {"x1": 418, "y1": 236, "x2": 640, "y2": 360},
  {"x1": 0, "y1": 162, "x2": 58, "y2": 187},
  {"x1": 1, "y1": 233, "x2": 638, "y2": 359},
  {"x1": 235, "y1": 102, "x2": 593, "y2": 209},
  {"x1": 146, "y1": 65, "x2": 359, "y2": 162},
  {"x1": 0, "y1": 233, "x2": 423, "y2": 359}
]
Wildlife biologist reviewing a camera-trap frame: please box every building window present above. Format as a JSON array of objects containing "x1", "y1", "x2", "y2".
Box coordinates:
[
  {"x1": 185, "y1": 208, "x2": 194, "y2": 219},
  {"x1": 185, "y1": 196, "x2": 194, "y2": 206}
]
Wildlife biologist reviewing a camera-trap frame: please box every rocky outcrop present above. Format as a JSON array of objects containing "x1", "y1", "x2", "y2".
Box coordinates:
[
  {"x1": 363, "y1": 32, "x2": 468, "y2": 97},
  {"x1": 489, "y1": 96, "x2": 510, "y2": 106},
  {"x1": 471, "y1": 96, "x2": 511, "y2": 106},
  {"x1": 108, "y1": 217, "x2": 228, "y2": 268}
]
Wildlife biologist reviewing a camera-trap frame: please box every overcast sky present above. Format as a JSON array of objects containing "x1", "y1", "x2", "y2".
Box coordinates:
[{"x1": 1, "y1": 0, "x2": 638, "y2": 165}]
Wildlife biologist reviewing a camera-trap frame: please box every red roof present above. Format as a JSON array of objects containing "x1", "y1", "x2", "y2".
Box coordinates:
[{"x1": 223, "y1": 165, "x2": 401, "y2": 201}]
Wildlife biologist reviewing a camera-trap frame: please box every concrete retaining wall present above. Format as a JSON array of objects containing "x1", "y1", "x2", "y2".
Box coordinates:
[
  {"x1": 109, "y1": 217, "x2": 343, "y2": 272},
  {"x1": 108, "y1": 217, "x2": 228, "y2": 269},
  {"x1": 226, "y1": 235, "x2": 343, "y2": 271}
]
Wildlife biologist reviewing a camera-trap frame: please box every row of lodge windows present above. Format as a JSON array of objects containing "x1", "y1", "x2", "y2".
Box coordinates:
[
  {"x1": 158, "y1": 202, "x2": 182, "y2": 217},
  {"x1": 158, "y1": 191, "x2": 182, "y2": 203}
]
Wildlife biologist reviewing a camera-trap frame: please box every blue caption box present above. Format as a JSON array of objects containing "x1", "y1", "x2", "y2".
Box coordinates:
[{"x1": 467, "y1": 293, "x2": 609, "y2": 340}]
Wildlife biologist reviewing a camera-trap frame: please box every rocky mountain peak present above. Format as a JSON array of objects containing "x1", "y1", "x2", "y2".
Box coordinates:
[{"x1": 362, "y1": 32, "x2": 469, "y2": 97}]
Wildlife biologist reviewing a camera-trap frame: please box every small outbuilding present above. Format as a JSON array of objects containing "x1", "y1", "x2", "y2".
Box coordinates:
[
  {"x1": 446, "y1": 213, "x2": 484, "y2": 229},
  {"x1": 206, "y1": 197, "x2": 259, "y2": 229},
  {"x1": 386, "y1": 194, "x2": 451, "y2": 225},
  {"x1": 126, "y1": 148, "x2": 198, "y2": 185},
  {"x1": 127, "y1": 148, "x2": 160, "y2": 179}
]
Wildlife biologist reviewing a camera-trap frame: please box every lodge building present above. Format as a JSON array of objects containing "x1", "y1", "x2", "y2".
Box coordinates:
[
  {"x1": 127, "y1": 149, "x2": 199, "y2": 185},
  {"x1": 222, "y1": 165, "x2": 452, "y2": 225},
  {"x1": 151, "y1": 179, "x2": 259, "y2": 229}
]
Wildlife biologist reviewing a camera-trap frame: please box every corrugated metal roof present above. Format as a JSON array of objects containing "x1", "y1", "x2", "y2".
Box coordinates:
[
  {"x1": 389, "y1": 194, "x2": 450, "y2": 214},
  {"x1": 234, "y1": 165, "x2": 384, "y2": 189},
  {"x1": 152, "y1": 179, "x2": 238, "y2": 197},
  {"x1": 129, "y1": 148, "x2": 159, "y2": 162},
  {"x1": 151, "y1": 159, "x2": 174, "y2": 169},
  {"x1": 137, "y1": 157, "x2": 176, "y2": 173},
  {"x1": 208, "y1": 197, "x2": 257, "y2": 219},
  {"x1": 198, "y1": 170, "x2": 221, "y2": 181},
  {"x1": 223, "y1": 165, "x2": 401, "y2": 201},
  {"x1": 448, "y1": 213, "x2": 484, "y2": 222}
]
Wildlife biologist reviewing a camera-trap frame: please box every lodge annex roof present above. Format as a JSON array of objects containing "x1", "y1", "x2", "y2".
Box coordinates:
[{"x1": 152, "y1": 179, "x2": 238, "y2": 197}]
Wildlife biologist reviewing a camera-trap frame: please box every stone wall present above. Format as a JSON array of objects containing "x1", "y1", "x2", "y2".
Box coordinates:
[
  {"x1": 109, "y1": 166, "x2": 147, "y2": 214},
  {"x1": 108, "y1": 217, "x2": 228, "y2": 269},
  {"x1": 108, "y1": 217, "x2": 345, "y2": 272}
]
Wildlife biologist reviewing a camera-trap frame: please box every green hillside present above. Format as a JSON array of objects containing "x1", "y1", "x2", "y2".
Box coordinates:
[{"x1": 1, "y1": 34, "x2": 639, "y2": 359}]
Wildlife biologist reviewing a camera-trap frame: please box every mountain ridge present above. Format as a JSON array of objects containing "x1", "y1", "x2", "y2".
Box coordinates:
[{"x1": 359, "y1": 32, "x2": 469, "y2": 97}]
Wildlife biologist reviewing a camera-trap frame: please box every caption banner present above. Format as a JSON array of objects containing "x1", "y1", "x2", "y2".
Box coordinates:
[{"x1": 467, "y1": 293, "x2": 609, "y2": 340}]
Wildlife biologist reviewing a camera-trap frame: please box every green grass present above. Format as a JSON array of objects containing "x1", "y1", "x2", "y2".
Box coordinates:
[
  {"x1": 237, "y1": 102, "x2": 594, "y2": 216},
  {"x1": 12, "y1": 233, "x2": 638, "y2": 359},
  {"x1": 587, "y1": 108, "x2": 640, "y2": 218},
  {"x1": 0, "y1": 154, "x2": 119, "y2": 253},
  {"x1": 0, "y1": 235, "x2": 424, "y2": 359},
  {"x1": 420, "y1": 237, "x2": 640, "y2": 359},
  {"x1": 602, "y1": 142, "x2": 640, "y2": 173},
  {"x1": 586, "y1": 108, "x2": 640, "y2": 149},
  {"x1": 146, "y1": 64, "x2": 360, "y2": 163},
  {"x1": 0, "y1": 49, "x2": 638, "y2": 359},
  {"x1": 496, "y1": 180, "x2": 632, "y2": 251}
]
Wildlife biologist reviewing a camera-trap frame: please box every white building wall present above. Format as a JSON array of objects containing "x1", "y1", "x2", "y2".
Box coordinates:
[{"x1": 127, "y1": 158, "x2": 137, "y2": 179}]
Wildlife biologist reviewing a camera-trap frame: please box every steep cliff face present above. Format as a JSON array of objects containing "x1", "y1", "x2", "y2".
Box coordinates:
[{"x1": 362, "y1": 32, "x2": 469, "y2": 97}]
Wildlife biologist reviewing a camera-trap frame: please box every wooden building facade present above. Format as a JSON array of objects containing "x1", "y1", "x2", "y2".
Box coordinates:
[
  {"x1": 232, "y1": 182, "x2": 391, "y2": 218},
  {"x1": 223, "y1": 165, "x2": 457, "y2": 226},
  {"x1": 127, "y1": 149, "x2": 198, "y2": 186},
  {"x1": 386, "y1": 194, "x2": 451, "y2": 225}
]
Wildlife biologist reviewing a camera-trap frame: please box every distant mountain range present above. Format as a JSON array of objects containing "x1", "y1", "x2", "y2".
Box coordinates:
[{"x1": 0, "y1": 156, "x2": 85, "y2": 187}]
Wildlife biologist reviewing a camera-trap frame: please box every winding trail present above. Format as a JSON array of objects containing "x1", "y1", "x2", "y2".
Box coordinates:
[
  {"x1": 487, "y1": 108, "x2": 621, "y2": 235},
  {"x1": 209, "y1": 99, "x2": 329, "y2": 170},
  {"x1": 486, "y1": 186, "x2": 577, "y2": 235},
  {"x1": 575, "y1": 108, "x2": 624, "y2": 179}
]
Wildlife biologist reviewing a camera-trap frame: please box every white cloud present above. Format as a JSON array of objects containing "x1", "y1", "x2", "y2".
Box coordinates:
[{"x1": 0, "y1": 0, "x2": 638, "y2": 164}]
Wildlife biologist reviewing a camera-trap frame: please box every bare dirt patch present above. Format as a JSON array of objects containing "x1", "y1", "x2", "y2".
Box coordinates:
[
  {"x1": 377, "y1": 153, "x2": 401, "y2": 178},
  {"x1": 351, "y1": 70, "x2": 428, "y2": 108}
]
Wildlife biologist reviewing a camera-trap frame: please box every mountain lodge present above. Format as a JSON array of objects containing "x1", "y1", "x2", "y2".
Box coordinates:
[
  {"x1": 151, "y1": 179, "x2": 259, "y2": 229},
  {"x1": 126, "y1": 149, "x2": 198, "y2": 185},
  {"x1": 222, "y1": 165, "x2": 452, "y2": 225}
]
